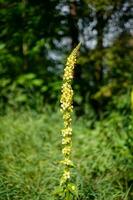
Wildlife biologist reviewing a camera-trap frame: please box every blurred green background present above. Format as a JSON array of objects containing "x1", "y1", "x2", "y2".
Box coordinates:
[{"x1": 0, "y1": 0, "x2": 133, "y2": 199}]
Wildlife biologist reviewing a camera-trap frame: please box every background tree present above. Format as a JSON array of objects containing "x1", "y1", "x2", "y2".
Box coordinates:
[{"x1": 0, "y1": 0, "x2": 132, "y2": 116}]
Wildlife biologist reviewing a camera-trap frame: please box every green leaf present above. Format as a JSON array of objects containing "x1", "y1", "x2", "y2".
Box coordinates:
[
  {"x1": 67, "y1": 183, "x2": 78, "y2": 197},
  {"x1": 0, "y1": 43, "x2": 5, "y2": 50},
  {"x1": 53, "y1": 186, "x2": 63, "y2": 196},
  {"x1": 65, "y1": 191, "x2": 73, "y2": 200},
  {"x1": 41, "y1": 86, "x2": 48, "y2": 92},
  {"x1": 32, "y1": 79, "x2": 43, "y2": 86},
  {"x1": 17, "y1": 74, "x2": 36, "y2": 84},
  {"x1": 15, "y1": 94, "x2": 27, "y2": 102}
]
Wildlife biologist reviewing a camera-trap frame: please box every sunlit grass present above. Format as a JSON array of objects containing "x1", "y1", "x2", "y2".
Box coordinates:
[{"x1": 0, "y1": 109, "x2": 132, "y2": 199}]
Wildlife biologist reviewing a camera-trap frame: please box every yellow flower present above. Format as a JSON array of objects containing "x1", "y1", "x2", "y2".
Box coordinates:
[
  {"x1": 60, "y1": 170, "x2": 71, "y2": 185},
  {"x1": 61, "y1": 158, "x2": 73, "y2": 165},
  {"x1": 63, "y1": 112, "x2": 71, "y2": 121},
  {"x1": 62, "y1": 146, "x2": 71, "y2": 155},
  {"x1": 63, "y1": 43, "x2": 81, "y2": 82},
  {"x1": 60, "y1": 83, "x2": 73, "y2": 111},
  {"x1": 62, "y1": 137, "x2": 71, "y2": 145},
  {"x1": 60, "y1": 158, "x2": 73, "y2": 166},
  {"x1": 61, "y1": 127, "x2": 72, "y2": 137},
  {"x1": 63, "y1": 170, "x2": 70, "y2": 179},
  {"x1": 71, "y1": 185, "x2": 76, "y2": 190}
]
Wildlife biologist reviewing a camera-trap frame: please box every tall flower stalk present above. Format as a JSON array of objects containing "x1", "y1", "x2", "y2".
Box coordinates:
[{"x1": 58, "y1": 43, "x2": 81, "y2": 199}]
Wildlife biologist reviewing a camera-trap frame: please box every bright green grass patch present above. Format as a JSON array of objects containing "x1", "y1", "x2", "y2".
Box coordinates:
[{"x1": 0, "y1": 110, "x2": 133, "y2": 199}]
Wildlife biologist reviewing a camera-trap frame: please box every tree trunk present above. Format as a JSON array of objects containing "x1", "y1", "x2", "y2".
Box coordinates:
[
  {"x1": 22, "y1": 0, "x2": 28, "y2": 71},
  {"x1": 68, "y1": 1, "x2": 79, "y2": 48},
  {"x1": 68, "y1": 1, "x2": 84, "y2": 115},
  {"x1": 95, "y1": 10, "x2": 105, "y2": 85},
  {"x1": 92, "y1": 11, "x2": 105, "y2": 118}
]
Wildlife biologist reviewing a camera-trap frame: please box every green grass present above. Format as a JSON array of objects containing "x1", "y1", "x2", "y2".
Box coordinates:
[{"x1": 0, "y1": 109, "x2": 133, "y2": 199}]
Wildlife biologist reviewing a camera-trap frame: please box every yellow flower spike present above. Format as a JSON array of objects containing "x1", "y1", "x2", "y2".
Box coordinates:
[{"x1": 60, "y1": 43, "x2": 81, "y2": 189}]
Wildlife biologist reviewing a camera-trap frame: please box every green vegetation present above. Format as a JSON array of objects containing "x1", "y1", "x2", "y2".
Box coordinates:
[
  {"x1": 0, "y1": 109, "x2": 132, "y2": 199},
  {"x1": 0, "y1": 0, "x2": 133, "y2": 199},
  {"x1": 0, "y1": 0, "x2": 133, "y2": 115}
]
